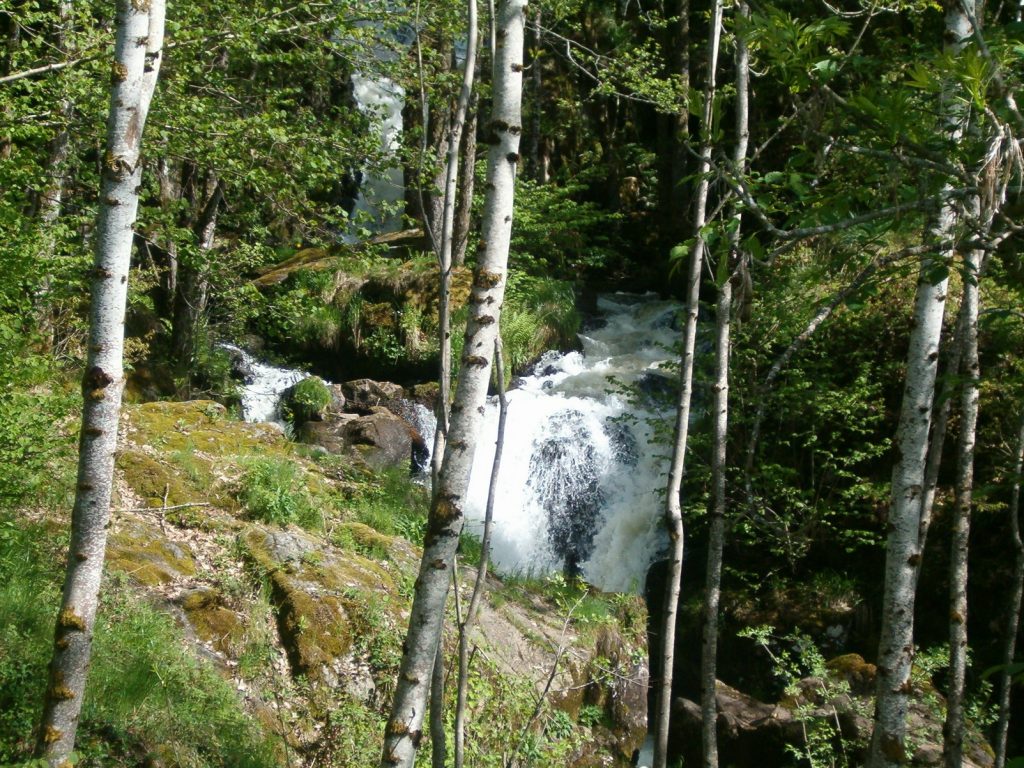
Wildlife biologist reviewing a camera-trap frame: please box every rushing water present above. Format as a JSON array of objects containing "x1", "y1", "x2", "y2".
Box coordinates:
[
  {"x1": 219, "y1": 344, "x2": 308, "y2": 424},
  {"x1": 223, "y1": 293, "x2": 681, "y2": 593},
  {"x1": 463, "y1": 293, "x2": 680, "y2": 593}
]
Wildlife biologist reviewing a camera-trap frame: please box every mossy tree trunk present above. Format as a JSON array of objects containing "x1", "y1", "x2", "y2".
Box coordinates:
[
  {"x1": 381, "y1": 2, "x2": 524, "y2": 765},
  {"x1": 652, "y1": 0, "x2": 722, "y2": 765},
  {"x1": 36, "y1": 1, "x2": 165, "y2": 765}
]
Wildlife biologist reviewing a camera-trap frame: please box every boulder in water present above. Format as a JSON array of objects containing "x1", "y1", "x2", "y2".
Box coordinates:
[
  {"x1": 299, "y1": 405, "x2": 427, "y2": 472},
  {"x1": 341, "y1": 378, "x2": 406, "y2": 414}
]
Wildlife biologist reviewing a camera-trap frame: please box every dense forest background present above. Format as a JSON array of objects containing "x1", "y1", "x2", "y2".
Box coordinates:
[{"x1": 2, "y1": 0, "x2": 1024, "y2": 766}]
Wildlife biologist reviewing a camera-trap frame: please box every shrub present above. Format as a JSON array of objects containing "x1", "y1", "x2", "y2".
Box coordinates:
[{"x1": 283, "y1": 376, "x2": 332, "y2": 425}]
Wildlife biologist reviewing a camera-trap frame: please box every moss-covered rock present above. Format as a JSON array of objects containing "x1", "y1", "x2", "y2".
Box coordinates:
[
  {"x1": 107, "y1": 519, "x2": 197, "y2": 586},
  {"x1": 240, "y1": 525, "x2": 401, "y2": 688},
  {"x1": 177, "y1": 588, "x2": 246, "y2": 655}
]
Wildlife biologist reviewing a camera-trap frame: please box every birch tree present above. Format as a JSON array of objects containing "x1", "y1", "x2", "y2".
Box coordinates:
[
  {"x1": 993, "y1": 409, "x2": 1024, "y2": 768},
  {"x1": 381, "y1": 2, "x2": 525, "y2": 765},
  {"x1": 36, "y1": 1, "x2": 165, "y2": 764},
  {"x1": 431, "y1": 0, "x2": 480, "y2": 483},
  {"x1": 700, "y1": 4, "x2": 749, "y2": 766},
  {"x1": 652, "y1": 1, "x2": 724, "y2": 765},
  {"x1": 866, "y1": 3, "x2": 974, "y2": 764},
  {"x1": 943, "y1": 246, "x2": 983, "y2": 768}
]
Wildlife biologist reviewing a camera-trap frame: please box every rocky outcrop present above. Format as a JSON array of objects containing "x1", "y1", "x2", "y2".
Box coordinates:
[
  {"x1": 240, "y1": 524, "x2": 400, "y2": 697},
  {"x1": 339, "y1": 378, "x2": 406, "y2": 413},
  {"x1": 102, "y1": 399, "x2": 650, "y2": 765}
]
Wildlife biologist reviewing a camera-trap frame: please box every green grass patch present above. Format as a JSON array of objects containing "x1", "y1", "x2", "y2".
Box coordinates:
[
  {"x1": 240, "y1": 457, "x2": 322, "y2": 529},
  {"x1": 341, "y1": 468, "x2": 428, "y2": 543},
  {"x1": 0, "y1": 514, "x2": 281, "y2": 767}
]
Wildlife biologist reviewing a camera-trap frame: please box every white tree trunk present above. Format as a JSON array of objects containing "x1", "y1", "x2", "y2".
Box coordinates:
[
  {"x1": 35, "y1": 2, "x2": 164, "y2": 764},
  {"x1": 454, "y1": 339, "x2": 507, "y2": 768},
  {"x1": 701, "y1": 5, "x2": 748, "y2": 766},
  {"x1": 432, "y1": 0, "x2": 479, "y2": 484},
  {"x1": 652, "y1": 2, "x2": 724, "y2": 766},
  {"x1": 943, "y1": 247, "x2": 983, "y2": 768},
  {"x1": 381, "y1": 3, "x2": 525, "y2": 765},
  {"x1": 866, "y1": 255, "x2": 951, "y2": 768},
  {"x1": 993, "y1": 410, "x2": 1024, "y2": 768}
]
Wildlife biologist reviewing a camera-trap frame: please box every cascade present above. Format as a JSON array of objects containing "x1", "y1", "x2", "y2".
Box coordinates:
[
  {"x1": 345, "y1": 19, "x2": 414, "y2": 237},
  {"x1": 223, "y1": 293, "x2": 682, "y2": 594},
  {"x1": 219, "y1": 344, "x2": 307, "y2": 424},
  {"x1": 463, "y1": 293, "x2": 680, "y2": 593}
]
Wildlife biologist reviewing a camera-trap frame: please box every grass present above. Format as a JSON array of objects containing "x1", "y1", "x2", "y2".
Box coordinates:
[
  {"x1": 0, "y1": 514, "x2": 281, "y2": 767},
  {"x1": 341, "y1": 467, "x2": 429, "y2": 542},
  {"x1": 240, "y1": 456, "x2": 323, "y2": 529}
]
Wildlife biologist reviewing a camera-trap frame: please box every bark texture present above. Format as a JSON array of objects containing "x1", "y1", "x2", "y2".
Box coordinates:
[
  {"x1": 993, "y1": 410, "x2": 1024, "y2": 768},
  {"x1": 35, "y1": 2, "x2": 164, "y2": 764},
  {"x1": 943, "y1": 247, "x2": 982, "y2": 768},
  {"x1": 381, "y1": 3, "x2": 525, "y2": 765},
  {"x1": 454, "y1": 339, "x2": 507, "y2": 768},
  {"x1": 866, "y1": 3, "x2": 973, "y2": 764},
  {"x1": 652, "y1": 2, "x2": 723, "y2": 766},
  {"x1": 701, "y1": 6, "x2": 748, "y2": 766}
]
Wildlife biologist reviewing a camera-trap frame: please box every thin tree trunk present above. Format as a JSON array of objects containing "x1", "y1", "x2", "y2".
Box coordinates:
[
  {"x1": 701, "y1": 5, "x2": 748, "y2": 766},
  {"x1": 35, "y1": 2, "x2": 164, "y2": 764},
  {"x1": 432, "y1": 0, "x2": 479, "y2": 484},
  {"x1": 171, "y1": 172, "x2": 222, "y2": 382},
  {"x1": 381, "y1": 3, "x2": 525, "y2": 765},
  {"x1": 453, "y1": 91, "x2": 478, "y2": 268},
  {"x1": 652, "y1": 2, "x2": 723, "y2": 766},
  {"x1": 943, "y1": 246, "x2": 983, "y2": 768},
  {"x1": 454, "y1": 339, "x2": 507, "y2": 768},
  {"x1": 993, "y1": 410, "x2": 1024, "y2": 768},
  {"x1": 33, "y1": 1, "x2": 75, "y2": 342},
  {"x1": 867, "y1": 1, "x2": 974, "y2": 762},
  {"x1": 528, "y1": 7, "x2": 547, "y2": 183},
  {"x1": 430, "y1": 629, "x2": 447, "y2": 768}
]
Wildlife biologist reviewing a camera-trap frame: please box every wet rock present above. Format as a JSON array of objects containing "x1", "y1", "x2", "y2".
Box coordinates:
[
  {"x1": 298, "y1": 405, "x2": 425, "y2": 472},
  {"x1": 340, "y1": 378, "x2": 406, "y2": 414},
  {"x1": 224, "y1": 345, "x2": 258, "y2": 384}
]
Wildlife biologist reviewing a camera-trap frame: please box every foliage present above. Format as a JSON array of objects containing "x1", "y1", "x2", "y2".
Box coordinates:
[
  {"x1": 283, "y1": 376, "x2": 333, "y2": 426},
  {"x1": 240, "y1": 458, "x2": 321, "y2": 529},
  {"x1": 740, "y1": 626, "x2": 866, "y2": 768}
]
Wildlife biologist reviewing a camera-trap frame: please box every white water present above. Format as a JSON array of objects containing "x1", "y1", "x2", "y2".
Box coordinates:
[
  {"x1": 219, "y1": 344, "x2": 308, "y2": 424},
  {"x1": 463, "y1": 293, "x2": 680, "y2": 593},
  {"x1": 349, "y1": 72, "x2": 405, "y2": 234}
]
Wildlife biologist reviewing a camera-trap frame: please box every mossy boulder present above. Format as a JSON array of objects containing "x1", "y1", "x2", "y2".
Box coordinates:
[
  {"x1": 177, "y1": 588, "x2": 246, "y2": 655},
  {"x1": 124, "y1": 400, "x2": 286, "y2": 456},
  {"x1": 107, "y1": 518, "x2": 197, "y2": 586},
  {"x1": 240, "y1": 525, "x2": 401, "y2": 690}
]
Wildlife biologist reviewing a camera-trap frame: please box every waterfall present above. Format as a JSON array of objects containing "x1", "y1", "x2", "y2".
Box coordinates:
[
  {"x1": 349, "y1": 72, "x2": 405, "y2": 234},
  {"x1": 346, "y1": 19, "x2": 413, "y2": 237},
  {"x1": 219, "y1": 344, "x2": 308, "y2": 425},
  {"x1": 463, "y1": 293, "x2": 681, "y2": 593}
]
